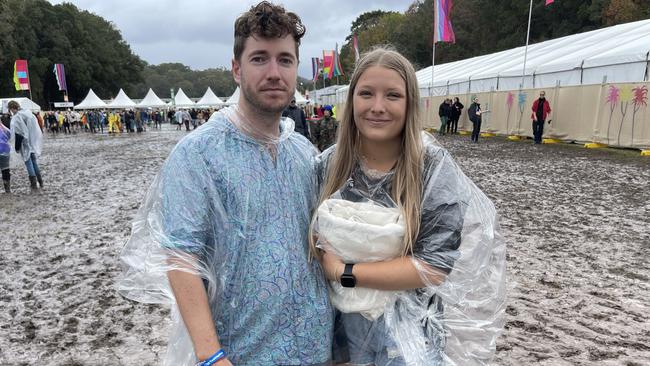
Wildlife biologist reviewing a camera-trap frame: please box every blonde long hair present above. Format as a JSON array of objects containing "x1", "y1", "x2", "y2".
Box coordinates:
[{"x1": 311, "y1": 47, "x2": 424, "y2": 257}]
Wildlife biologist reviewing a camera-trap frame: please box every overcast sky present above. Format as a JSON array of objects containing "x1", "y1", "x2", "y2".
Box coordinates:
[{"x1": 47, "y1": 0, "x2": 414, "y2": 79}]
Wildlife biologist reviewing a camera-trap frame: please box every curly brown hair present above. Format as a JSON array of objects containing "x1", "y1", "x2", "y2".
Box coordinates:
[{"x1": 233, "y1": 1, "x2": 306, "y2": 61}]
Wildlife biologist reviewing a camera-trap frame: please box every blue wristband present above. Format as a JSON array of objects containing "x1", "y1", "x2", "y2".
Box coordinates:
[{"x1": 196, "y1": 349, "x2": 226, "y2": 366}]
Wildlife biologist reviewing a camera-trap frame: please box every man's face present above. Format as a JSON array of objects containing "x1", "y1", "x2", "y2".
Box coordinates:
[
  {"x1": 232, "y1": 34, "x2": 298, "y2": 114},
  {"x1": 540, "y1": 92, "x2": 546, "y2": 99}
]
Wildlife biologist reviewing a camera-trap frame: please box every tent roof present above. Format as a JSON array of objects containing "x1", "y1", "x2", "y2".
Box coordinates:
[
  {"x1": 195, "y1": 87, "x2": 223, "y2": 107},
  {"x1": 416, "y1": 18, "x2": 650, "y2": 88},
  {"x1": 173, "y1": 88, "x2": 195, "y2": 108},
  {"x1": 107, "y1": 89, "x2": 136, "y2": 109},
  {"x1": 0, "y1": 97, "x2": 41, "y2": 112},
  {"x1": 74, "y1": 89, "x2": 107, "y2": 110},
  {"x1": 293, "y1": 90, "x2": 308, "y2": 105},
  {"x1": 138, "y1": 88, "x2": 167, "y2": 108},
  {"x1": 224, "y1": 87, "x2": 240, "y2": 106}
]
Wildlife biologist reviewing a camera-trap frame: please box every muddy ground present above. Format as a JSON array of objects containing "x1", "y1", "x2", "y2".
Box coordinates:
[{"x1": 0, "y1": 124, "x2": 648, "y2": 365}]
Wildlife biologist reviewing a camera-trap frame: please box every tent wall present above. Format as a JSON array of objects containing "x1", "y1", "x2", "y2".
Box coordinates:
[{"x1": 416, "y1": 81, "x2": 650, "y2": 149}]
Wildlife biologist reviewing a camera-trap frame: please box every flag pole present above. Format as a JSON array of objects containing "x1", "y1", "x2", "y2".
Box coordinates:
[
  {"x1": 432, "y1": 0, "x2": 437, "y2": 94},
  {"x1": 521, "y1": 0, "x2": 533, "y2": 90},
  {"x1": 26, "y1": 62, "x2": 34, "y2": 111}
]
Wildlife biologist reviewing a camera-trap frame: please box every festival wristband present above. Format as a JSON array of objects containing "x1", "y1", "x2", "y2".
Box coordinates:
[{"x1": 195, "y1": 349, "x2": 226, "y2": 366}]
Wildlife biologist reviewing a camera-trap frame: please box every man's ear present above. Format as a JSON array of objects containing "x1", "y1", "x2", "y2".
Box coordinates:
[{"x1": 232, "y1": 58, "x2": 241, "y2": 85}]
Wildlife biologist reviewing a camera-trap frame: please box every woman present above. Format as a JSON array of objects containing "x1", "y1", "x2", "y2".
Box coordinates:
[{"x1": 311, "y1": 48, "x2": 505, "y2": 365}]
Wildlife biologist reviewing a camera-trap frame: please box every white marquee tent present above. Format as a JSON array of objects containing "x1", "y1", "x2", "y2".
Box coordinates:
[
  {"x1": 224, "y1": 87, "x2": 240, "y2": 106},
  {"x1": 74, "y1": 89, "x2": 106, "y2": 110},
  {"x1": 195, "y1": 87, "x2": 223, "y2": 107},
  {"x1": 173, "y1": 88, "x2": 195, "y2": 108},
  {"x1": 1, "y1": 97, "x2": 41, "y2": 112},
  {"x1": 293, "y1": 90, "x2": 308, "y2": 105},
  {"x1": 108, "y1": 89, "x2": 136, "y2": 109},
  {"x1": 138, "y1": 88, "x2": 167, "y2": 108},
  {"x1": 415, "y1": 19, "x2": 650, "y2": 96}
]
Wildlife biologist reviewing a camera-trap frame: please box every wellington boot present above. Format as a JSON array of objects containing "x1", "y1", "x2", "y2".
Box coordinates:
[
  {"x1": 29, "y1": 176, "x2": 38, "y2": 193},
  {"x1": 2, "y1": 180, "x2": 9, "y2": 193},
  {"x1": 36, "y1": 173, "x2": 44, "y2": 188}
]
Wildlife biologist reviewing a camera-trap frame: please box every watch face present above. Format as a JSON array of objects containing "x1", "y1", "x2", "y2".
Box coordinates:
[{"x1": 340, "y1": 275, "x2": 356, "y2": 288}]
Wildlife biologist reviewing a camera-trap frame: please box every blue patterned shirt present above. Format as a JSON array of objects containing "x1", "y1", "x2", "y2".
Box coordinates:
[{"x1": 160, "y1": 112, "x2": 333, "y2": 365}]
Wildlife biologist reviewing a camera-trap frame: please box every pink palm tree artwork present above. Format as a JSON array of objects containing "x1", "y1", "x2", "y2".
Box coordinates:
[
  {"x1": 605, "y1": 86, "x2": 620, "y2": 144},
  {"x1": 630, "y1": 85, "x2": 648, "y2": 146}
]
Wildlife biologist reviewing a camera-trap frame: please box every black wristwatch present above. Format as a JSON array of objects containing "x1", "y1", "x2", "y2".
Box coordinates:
[{"x1": 340, "y1": 263, "x2": 356, "y2": 288}]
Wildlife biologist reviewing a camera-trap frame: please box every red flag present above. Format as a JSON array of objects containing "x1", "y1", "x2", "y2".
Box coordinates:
[
  {"x1": 352, "y1": 34, "x2": 360, "y2": 63},
  {"x1": 545, "y1": 0, "x2": 554, "y2": 5}
]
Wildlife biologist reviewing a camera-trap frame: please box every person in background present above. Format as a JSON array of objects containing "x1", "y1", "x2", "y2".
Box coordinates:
[
  {"x1": 282, "y1": 98, "x2": 310, "y2": 139},
  {"x1": 312, "y1": 104, "x2": 338, "y2": 152},
  {"x1": 531, "y1": 91, "x2": 551, "y2": 144},
  {"x1": 0, "y1": 115, "x2": 12, "y2": 193},
  {"x1": 8, "y1": 100, "x2": 44, "y2": 192},
  {"x1": 468, "y1": 97, "x2": 483, "y2": 143},
  {"x1": 449, "y1": 97, "x2": 464, "y2": 134}
]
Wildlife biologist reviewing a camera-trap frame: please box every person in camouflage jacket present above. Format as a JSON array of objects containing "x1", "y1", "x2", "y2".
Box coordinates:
[{"x1": 312, "y1": 105, "x2": 338, "y2": 151}]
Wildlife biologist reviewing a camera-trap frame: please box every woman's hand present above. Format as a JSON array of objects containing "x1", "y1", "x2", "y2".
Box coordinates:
[{"x1": 319, "y1": 250, "x2": 345, "y2": 282}]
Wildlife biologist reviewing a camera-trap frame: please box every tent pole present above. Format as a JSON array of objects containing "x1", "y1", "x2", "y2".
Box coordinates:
[{"x1": 521, "y1": 0, "x2": 533, "y2": 90}]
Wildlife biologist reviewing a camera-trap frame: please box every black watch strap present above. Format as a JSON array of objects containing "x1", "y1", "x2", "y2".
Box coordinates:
[{"x1": 340, "y1": 263, "x2": 356, "y2": 288}]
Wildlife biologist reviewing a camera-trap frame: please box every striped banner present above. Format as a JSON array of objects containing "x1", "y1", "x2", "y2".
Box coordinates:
[
  {"x1": 434, "y1": 0, "x2": 456, "y2": 44},
  {"x1": 13, "y1": 60, "x2": 30, "y2": 91},
  {"x1": 53, "y1": 63, "x2": 68, "y2": 91}
]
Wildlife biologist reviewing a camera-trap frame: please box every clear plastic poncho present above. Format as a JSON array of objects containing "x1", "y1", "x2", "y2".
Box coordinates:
[
  {"x1": 313, "y1": 132, "x2": 506, "y2": 366},
  {"x1": 117, "y1": 106, "x2": 333, "y2": 366},
  {"x1": 10, "y1": 109, "x2": 43, "y2": 162},
  {"x1": 0, "y1": 121, "x2": 13, "y2": 171}
]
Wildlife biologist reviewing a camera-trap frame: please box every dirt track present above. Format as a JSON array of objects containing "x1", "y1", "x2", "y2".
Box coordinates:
[{"x1": 0, "y1": 125, "x2": 648, "y2": 365}]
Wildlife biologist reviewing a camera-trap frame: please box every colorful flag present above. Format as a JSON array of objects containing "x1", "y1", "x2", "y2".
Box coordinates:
[
  {"x1": 311, "y1": 57, "x2": 321, "y2": 82},
  {"x1": 434, "y1": 0, "x2": 455, "y2": 44},
  {"x1": 53, "y1": 63, "x2": 68, "y2": 91},
  {"x1": 322, "y1": 50, "x2": 334, "y2": 80},
  {"x1": 352, "y1": 34, "x2": 360, "y2": 63},
  {"x1": 332, "y1": 43, "x2": 345, "y2": 77},
  {"x1": 13, "y1": 60, "x2": 30, "y2": 91},
  {"x1": 545, "y1": 0, "x2": 554, "y2": 5}
]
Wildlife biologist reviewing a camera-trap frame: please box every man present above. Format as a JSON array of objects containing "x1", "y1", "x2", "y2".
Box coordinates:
[
  {"x1": 8, "y1": 100, "x2": 43, "y2": 192},
  {"x1": 438, "y1": 98, "x2": 452, "y2": 135},
  {"x1": 531, "y1": 91, "x2": 552, "y2": 144},
  {"x1": 282, "y1": 98, "x2": 310, "y2": 139},
  {"x1": 312, "y1": 104, "x2": 338, "y2": 151},
  {"x1": 119, "y1": 2, "x2": 332, "y2": 365},
  {"x1": 468, "y1": 97, "x2": 483, "y2": 143}
]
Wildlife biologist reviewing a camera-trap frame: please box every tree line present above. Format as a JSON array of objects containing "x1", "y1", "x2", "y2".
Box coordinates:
[
  {"x1": 327, "y1": 0, "x2": 649, "y2": 88},
  {"x1": 1, "y1": 0, "x2": 647, "y2": 106}
]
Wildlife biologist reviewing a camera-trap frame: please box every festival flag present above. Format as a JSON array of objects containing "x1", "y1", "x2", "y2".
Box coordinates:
[
  {"x1": 434, "y1": 0, "x2": 456, "y2": 44},
  {"x1": 352, "y1": 34, "x2": 360, "y2": 63},
  {"x1": 53, "y1": 63, "x2": 68, "y2": 91},
  {"x1": 545, "y1": 0, "x2": 554, "y2": 5},
  {"x1": 13, "y1": 60, "x2": 30, "y2": 91},
  {"x1": 311, "y1": 57, "x2": 321, "y2": 82},
  {"x1": 322, "y1": 50, "x2": 335, "y2": 80},
  {"x1": 332, "y1": 43, "x2": 345, "y2": 77}
]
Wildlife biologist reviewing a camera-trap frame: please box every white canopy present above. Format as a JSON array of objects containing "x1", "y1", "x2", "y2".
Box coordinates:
[
  {"x1": 108, "y1": 89, "x2": 136, "y2": 109},
  {"x1": 0, "y1": 97, "x2": 41, "y2": 112},
  {"x1": 416, "y1": 19, "x2": 650, "y2": 96},
  {"x1": 195, "y1": 87, "x2": 223, "y2": 107},
  {"x1": 293, "y1": 90, "x2": 308, "y2": 105},
  {"x1": 74, "y1": 89, "x2": 107, "y2": 110},
  {"x1": 224, "y1": 87, "x2": 240, "y2": 106},
  {"x1": 173, "y1": 88, "x2": 195, "y2": 108},
  {"x1": 138, "y1": 88, "x2": 167, "y2": 108}
]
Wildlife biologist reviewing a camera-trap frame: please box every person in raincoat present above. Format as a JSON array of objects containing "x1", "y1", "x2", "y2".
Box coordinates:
[
  {"x1": 8, "y1": 100, "x2": 44, "y2": 192},
  {"x1": 311, "y1": 48, "x2": 506, "y2": 366},
  {"x1": 118, "y1": 2, "x2": 332, "y2": 366}
]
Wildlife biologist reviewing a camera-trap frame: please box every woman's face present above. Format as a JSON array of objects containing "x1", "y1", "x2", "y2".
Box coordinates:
[{"x1": 353, "y1": 66, "x2": 407, "y2": 145}]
